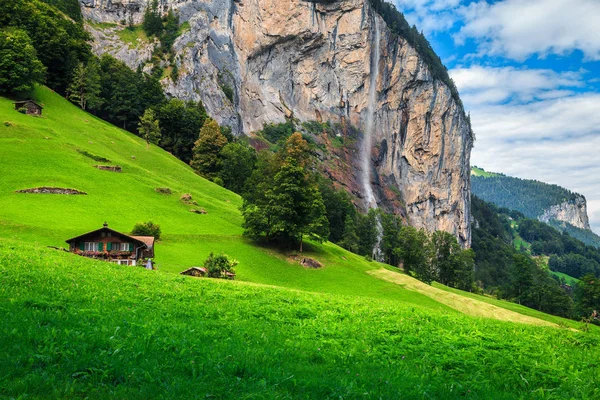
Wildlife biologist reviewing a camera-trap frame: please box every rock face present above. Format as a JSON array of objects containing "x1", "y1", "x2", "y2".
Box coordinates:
[
  {"x1": 79, "y1": 0, "x2": 473, "y2": 246},
  {"x1": 539, "y1": 196, "x2": 591, "y2": 231}
]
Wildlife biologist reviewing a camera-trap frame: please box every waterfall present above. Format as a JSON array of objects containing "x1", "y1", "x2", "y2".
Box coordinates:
[
  {"x1": 361, "y1": 17, "x2": 380, "y2": 210},
  {"x1": 361, "y1": 16, "x2": 384, "y2": 260}
]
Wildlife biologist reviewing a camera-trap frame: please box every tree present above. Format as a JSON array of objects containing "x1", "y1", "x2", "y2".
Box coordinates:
[
  {"x1": 318, "y1": 178, "x2": 357, "y2": 244},
  {"x1": 340, "y1": 214, "x2": 360, "y2": 253},
  {"x1": 356, "y1": 209, "x2": 378, "y2": 257},
  {"x1": 241, "y1": 134, "x2": 329, "y2": 251},
  {"x1": 431, "y1": 231, "x2": 460, "y2": 287},
  {"x1": 0, "y1": 0, "x2": 91, "y2": 94},
  {"x1": 142, "y1": 0, "x2": 163, "y2": 38},
  {"x1": 395, "y1": 226, "x2": 434, "y2": 283},
  {"x1": 190, "y1": 119, "x2": 228, "y2": 179},
  {"x1": 218, "y1": 142, "x2": 256, "y2": 194},
  {"x1": 138, "y1": 108, "x2": 162, "y2": 147},
  {"x1": 380, "y1": 213, "x2": 402, "y2": 266},
  {"x1": 131, "y1": 221, "x2": 161, "y2": 240},
  {"x1": 575, "y1": 275, "x2": 600, "y2": 321},
  {"x1": 67, "y1": 61, "x2": 102, "y2": 111},
  {"x1": 203, "y1": 252, "x2": 238, "y2": 279},
  {"x1": 506, "y1": 254, "x2": 535, "y2": 305},
  {"x1": 0, "y1": 28, "x2": 46, "y2": 93},
  {"x1": 154, "y1": 99, "x2": 207, "y2": 163}
]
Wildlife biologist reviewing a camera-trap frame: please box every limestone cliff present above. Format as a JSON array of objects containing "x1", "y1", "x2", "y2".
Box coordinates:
[
  {"x1": 539, "y1": 196, "x2": 591, "y2": 231},
  {"x1": 79, "y1": 0, "x2": 473, "y2": 246}
]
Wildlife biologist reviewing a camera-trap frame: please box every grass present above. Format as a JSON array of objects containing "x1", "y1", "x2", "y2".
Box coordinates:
[
  {"x1": 3, "y1": 87, "x2": 600, "y2": 397},
  {"x1": 471, "y1": 167, "x2": 499, "y2": 178},
  {"x1": 87, "y1": 21, "x2": 119, "y2": 30},
  {"x1": 115, "y1": 25, "x2": 149, "y2": 49},
  {"x1": 551, "y1": 270, "x2": 580, "y2": 286},
  {"x1": 369, "y1": 269, "x2": 557, "y2": 327},
  {"x1": 1, "y1": 240, "x2": 600, "y2": 399}
]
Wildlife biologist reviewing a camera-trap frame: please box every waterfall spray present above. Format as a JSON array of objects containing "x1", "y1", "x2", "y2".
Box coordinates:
[{"x1": 361, "y1": 16, "x2": 384, "y2": 260}]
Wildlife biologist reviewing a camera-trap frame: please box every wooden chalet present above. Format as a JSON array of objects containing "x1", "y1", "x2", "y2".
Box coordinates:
[
  {"x1": 14, "y1": 100, "x2": 43, "y2": 115},
  {"x1": 66, "y1": 223, "x2": 155, "y2": 266}
]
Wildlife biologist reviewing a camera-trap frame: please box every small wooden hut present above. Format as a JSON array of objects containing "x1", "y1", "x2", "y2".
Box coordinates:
[{"x1": 14, "y1": 100, "x2": 43, "y2": 115}]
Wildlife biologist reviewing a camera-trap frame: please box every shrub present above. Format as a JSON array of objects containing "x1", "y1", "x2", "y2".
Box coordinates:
[
  {"x1": 131, "y1": 221, "x2": 161, "y2": 240},
  {"x1": 203, "y1": 252, "x2": 238, "y2": 279}
]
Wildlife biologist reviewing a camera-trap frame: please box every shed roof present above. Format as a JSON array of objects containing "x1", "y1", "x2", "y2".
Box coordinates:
[{"x1": 14, "y1": 100, "x2": 43, "y2": 109}]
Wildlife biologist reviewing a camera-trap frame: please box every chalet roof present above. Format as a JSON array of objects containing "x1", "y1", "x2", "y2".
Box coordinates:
[
  {"x1": 131, "y1": 236, "x2": 155, "y2": 249},
  {"x1": 65, "y1": 223, "x2": 148, "y2": 247},
  {"x1": 180, "y1": 267, "x2": 208, "y2": 275},
  {"x1": 14, "y1": 100, "x2": 43, "y2": 109}
]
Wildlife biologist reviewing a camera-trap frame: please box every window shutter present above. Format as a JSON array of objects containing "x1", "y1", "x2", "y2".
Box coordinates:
[
  {"x1": 129, "y1": 243, "x2": 134, "y2": 252},
  {"x1": 79, "y1": 242, "x2": 85, "y2": 251},
  {"x1": 98, "y1": 242, "x2": 103, "y2": 252},
  {"x1": 107, "y1": 242, "x2": 112, "y2": 251}
]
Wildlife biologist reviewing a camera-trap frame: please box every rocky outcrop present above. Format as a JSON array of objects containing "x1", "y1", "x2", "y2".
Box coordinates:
[
  {"x1": 79, "y1": 0, "x2": 473, "y2": 246},
  {"x1": 539, "y1": 196, "x2": 591, "y2": 231}
]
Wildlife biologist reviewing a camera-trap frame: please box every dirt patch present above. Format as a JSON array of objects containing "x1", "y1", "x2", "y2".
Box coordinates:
[
  {"x1": 300, "y1": 257, "x2": 323, "y2": 269},
  {"x1": 16, "y1": 187, "x2": 87, "y2": 195},
  {"x1": 155, "y1": 187, "x2": 172, "y2": 195},
  {"x1": 181, "y1": 193, "x2": 199, "y2": 206},
  {"x1": 190, "y1": 208, "x2": 207, "y2": 214},
  {"x1": 95, "y1": 165, "x2": 122, "y2": 172}
]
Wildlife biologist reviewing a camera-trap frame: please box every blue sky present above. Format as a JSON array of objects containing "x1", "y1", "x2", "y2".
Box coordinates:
[{"x1": 392, "y1": 0, "x2": 600, "y2": 233}]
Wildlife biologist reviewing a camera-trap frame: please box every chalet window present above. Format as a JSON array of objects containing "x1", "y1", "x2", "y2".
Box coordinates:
[
  {"x1": 84, "y1": 242, "x2": 97, "y2": 251},
  {"x1": 112, "y1": 242, "x2": 130, "y2": 251}
]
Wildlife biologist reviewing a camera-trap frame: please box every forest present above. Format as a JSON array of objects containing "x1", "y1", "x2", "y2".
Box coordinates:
[
  {"x1": 471, "y1": 196, "x2": 600, "y2": 319},
  {"x1": 472, "y1": 169, "x2": 579, "y2": 219}
]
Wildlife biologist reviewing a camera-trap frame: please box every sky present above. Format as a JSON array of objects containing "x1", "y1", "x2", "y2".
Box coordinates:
[{"x1": 392, "y1": 0, "x2": 600, "y2": 234}]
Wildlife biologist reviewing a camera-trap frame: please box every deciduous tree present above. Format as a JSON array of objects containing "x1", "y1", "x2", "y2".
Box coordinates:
[{"x1": 0, "y1": 28, "x2": 45, "y2": 93}]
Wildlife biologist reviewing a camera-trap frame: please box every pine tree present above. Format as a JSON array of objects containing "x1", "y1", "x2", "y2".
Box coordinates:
[
  {"x1": 190, "y1": 119, "x2": 228, "y2": 178},
  {"x1": 138, "y1": 108, "x2": 161, "y2": 147},
  {"x1": 340, "y1": 214, "x2": 360, "y2": 253},
  {"x1": 142, "y1": 0, "x2": 163, "y2": 37},
  {"x1": 67, "y1": 61, "x2": 102, "y2": 111}
]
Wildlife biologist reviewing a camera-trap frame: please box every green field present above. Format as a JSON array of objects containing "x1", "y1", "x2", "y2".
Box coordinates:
[
  {"x1": 2, "y1": 87, "x2": 600, "y2": 398},
  {"x1": 2, "y1": 240, "x2": 600, "y2": 399}
]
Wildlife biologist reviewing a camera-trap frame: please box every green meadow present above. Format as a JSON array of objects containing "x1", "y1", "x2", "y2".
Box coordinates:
[
  {"x1": 1, "y1": 88, "x2": 600, "y2": 398},
  {"x1": 1, "y1": 240, "x2": 600, "y2": 399}
]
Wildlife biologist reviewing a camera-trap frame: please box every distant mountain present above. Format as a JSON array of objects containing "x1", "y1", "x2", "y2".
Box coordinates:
[{"x1": 471, "y1": 166, "x2": 600, "y2": 248}]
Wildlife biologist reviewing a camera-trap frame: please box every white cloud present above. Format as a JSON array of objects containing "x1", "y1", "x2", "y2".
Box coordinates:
[
  {"x1": 456, "y1": 0, "x2": 600, "y2": 61},
  {"x1": 464, "y1": 91, "x2": 600, "y2": 233},
  {"x1": 452, "y1": 65, "x2": 583, "y2": 105},
  {"x1": 394, "y1": 0, "x2": 461, "y2": 34}
]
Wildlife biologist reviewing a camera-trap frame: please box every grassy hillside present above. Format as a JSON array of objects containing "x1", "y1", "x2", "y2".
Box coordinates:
[
  {"x1": 0, "y1": 86, "x2": 450, "y2": 306},
  {"x1": 3, "y1": 87, "x2": 600, "y2": 397},
  {"x1": 2, "y1": 240, "x2": 600, "y2": 399}
]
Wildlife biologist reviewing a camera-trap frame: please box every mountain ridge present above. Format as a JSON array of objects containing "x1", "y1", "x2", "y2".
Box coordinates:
[{"x1": 471, "y1": 166, "x2": 591, "y2": 229}]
